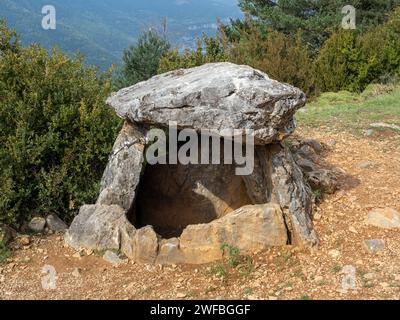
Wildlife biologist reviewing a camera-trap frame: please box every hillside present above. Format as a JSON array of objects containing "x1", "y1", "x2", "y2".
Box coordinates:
[{"x1": 0, "y1": 0, "x2": 242, "y2": 69}]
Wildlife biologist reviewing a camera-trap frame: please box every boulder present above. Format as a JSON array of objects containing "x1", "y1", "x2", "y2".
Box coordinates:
[
  {"x1": 296, "y1": 144, "x2": 318, "y2": 162},
  {"x1": 103, "y1": 250, "x2": 125, "y2": 266},
  {"x1": 295, "y1": 156, "x2": 318, "y2": 173},
  {"x1": 366, "y1": 208, "x2": 400, "y2": 229},
  {"x1": 156, "y1": 238, "x2": 183, "y2": 265},
  {"x1": 357, "y1": 160, "x2": 376, "y2": 169},
  {"x1": 370, "y1": 122, "x2": 400, "y2": 131},
  {"x1": 65, "y1": 204, "x2": 135, "y2": 251},
  {"x1": 307, "y1": 169, "x2": 338, "y2": 194},
  {"x1": 46, "y1": 214, "x2": 68, "y2": 232},
  {"x1": 302, "y1": 139, "x2": 323, "y2": 154},
  {"x1": 28, "y1": 217, "x2": 46, "y2": 233},
  {"x1": 106, "y1": 62, "x2": 306, "y2": 145},
  {"x1": 363, "y1": 239, "x2": 385, "y2": 254}
]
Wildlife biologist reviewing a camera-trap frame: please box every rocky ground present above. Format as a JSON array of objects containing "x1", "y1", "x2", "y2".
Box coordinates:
[{"x1": 1, "y1": 126, "x2": 400, "y2": 300}]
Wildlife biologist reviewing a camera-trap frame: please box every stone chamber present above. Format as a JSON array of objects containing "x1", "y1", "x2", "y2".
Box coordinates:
[{"x1": 65, "y1": 62, "x2": 319, "y2": 264}]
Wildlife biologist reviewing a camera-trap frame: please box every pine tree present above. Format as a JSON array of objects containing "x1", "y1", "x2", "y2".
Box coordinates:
[
  {"x1": 227, "y1": 0, "x2": 400, "y2": 51},
  {"x1": 115, "y1": 29, "x2": 170, "y2": 88}
]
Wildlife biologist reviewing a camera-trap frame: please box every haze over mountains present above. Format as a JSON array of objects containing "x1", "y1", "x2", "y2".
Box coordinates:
[{"x1": 1, "y1": 0, "x2": 242, "y2": 69}]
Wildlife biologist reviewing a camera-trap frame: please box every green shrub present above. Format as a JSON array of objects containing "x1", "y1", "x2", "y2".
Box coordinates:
[
  {"x1": 0, "y1": 22, "x2": 121, "y2": 228},
  {"x1": 315, "y1": 8, "x2": 400, "y2": 93},
  {"x1": 158, "y1": 35, "x2": 227, "y2": 74},
  {"x1": 358, "y1": 7, "x2": 400, "y2": 87},
  {"x1": 315, "y1": 29, "x2": 362, "y2": 92},
  {"x1": 0, "y1": 240, "x2": 11, "y2": 264}
]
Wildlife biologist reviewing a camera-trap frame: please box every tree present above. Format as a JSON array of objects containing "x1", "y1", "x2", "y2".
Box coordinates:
[
  {"x1": 226, "y1": 0, "x2": 400, "y2": 51},
  {"x1": 0, "y1": 19, "x2": 20, "y2": 54},
  {"x1": 158, "y1": 34, "x2": 227, "y2": 74},
  {"x1": 355, "y1": 0, "x2": 400, "y2": 30},
  {"x1": 115, "y1": 29, "x2": 170, "y2": 88}
]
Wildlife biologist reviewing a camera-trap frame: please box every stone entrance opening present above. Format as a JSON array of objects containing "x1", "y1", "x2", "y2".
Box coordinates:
[{"x1": 132, "y1": 162, "x2": 253, "y2": 239}]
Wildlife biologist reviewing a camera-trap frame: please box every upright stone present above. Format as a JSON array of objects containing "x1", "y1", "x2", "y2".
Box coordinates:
[{"x1": 97, "y1": 121, "x2": 147, "y2": 211}]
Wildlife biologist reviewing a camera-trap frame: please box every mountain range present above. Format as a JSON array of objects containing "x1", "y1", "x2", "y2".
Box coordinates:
[{"x1": 1, "y1": 0, "x2": 242, "y2": 69}]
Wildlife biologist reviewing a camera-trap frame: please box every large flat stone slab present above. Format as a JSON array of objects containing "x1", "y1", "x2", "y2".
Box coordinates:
[{"x1": 106, "y1": 62, "x2": 306, "y2": 145}]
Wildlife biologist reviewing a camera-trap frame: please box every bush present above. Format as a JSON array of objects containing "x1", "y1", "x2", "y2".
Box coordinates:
[
  {"x1": 0, "y1": 22, "x2": 121, "y2": 228},
  {"x1": 315, "y1": 29, "x2": 362, "y2": 92},
  {"x1": 315, "y1": 8, "x2": 400, "y2": 93},
  {"x1": 158, "y1": 35, "x2": 227, "y2": 74},
  {"x1": 0, "y1": 240, "x2": 11, "y2": 264},
  {"x1": 115, "y1": 30, "x2": 170, "y2": 89},
  {"x1": 358, "y1": 7, "x2": 400, "y2": 86},
  {"x1": 228, "y1": 27, "x2": 316, "y2": 96}
]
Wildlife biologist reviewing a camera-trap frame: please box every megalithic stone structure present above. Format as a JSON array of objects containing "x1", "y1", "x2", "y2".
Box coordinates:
[{"x1": 65, "y1": 62, "x2": 319, "y2": 264}]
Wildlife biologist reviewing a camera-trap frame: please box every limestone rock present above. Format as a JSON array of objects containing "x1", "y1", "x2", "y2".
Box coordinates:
[
  {"x1": 307, "y1": 169, "x2": 338, "y2": 194},
  {"x1": 16, "y1": 236, "x2": 31, "y2": 246},
  {"x1": 180, "y1": 204, "x2": 288, "y2": 264},
  {"x1": 357, "y1": 161, "x2": 376, "y2": 169},
  {"x1": 364, "y1": 129, "x2": 375, "y2": 137},
  {"x1": 296, "y1": 144, "x2": 318, "y2": 162},
  {"x1": 370, "y1": 122, "x2": 400, "y2": 131},
  {"x1": 72, "y1": 267, "x2": 82, "y2": 278},
  {"x1": 302, "y1": 139, "x2": 323, "y2": 154},
  {"x1": 269, "y1": 144, "x2": 318, "y2": 246},
  {"x1": 134, "y1": 226, "x2": 159, "y2": 264},
  {"x1": 366, "y1": 208, "x2": 400, "y2": 229},
  {"x1": 363, "y1": 239, "x2": 385, "y2": 254},
  {"x1": 156, "y1": 238, "x2": 183, "y2": 265},
  {"x1": 106, "y1": 62, "x2": 306, "y2": 145},
  {"x1": 65, "y1": 204, "x2": 135, "y2": 251},
  {"x1": 243, "y1": 143, "x2": 318, "y2": 247},
  {"x1": 329, "y1": 249, "x2": 341, "y2": 259},
  {"x1": 28, "y1": 217, "x2": 46, "y2": 233},
  {"x1": 295, "y1": 156, "x2": 318, "y2": 173},
  {"x1": 97, "y1": 121, "x2": 147, "y2": 211},
  {"x1": 103, "y1": 250, "x2": 125, "y2": 266},
  {"x1": 46, "y1": 214, "x2": 68, "y2": 232}
]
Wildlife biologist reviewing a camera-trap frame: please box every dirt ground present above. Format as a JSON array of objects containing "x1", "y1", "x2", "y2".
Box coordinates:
[{"x1": 1, "y1": 127, "x2": 400, "y2": 300}]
